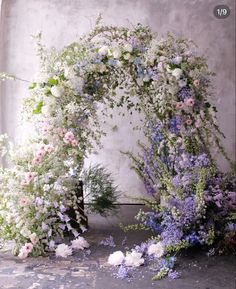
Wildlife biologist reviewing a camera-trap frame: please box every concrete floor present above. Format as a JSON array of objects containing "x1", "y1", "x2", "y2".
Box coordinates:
[{"x1": 0, "y1": 206, "x2": 235, "y2": 289}]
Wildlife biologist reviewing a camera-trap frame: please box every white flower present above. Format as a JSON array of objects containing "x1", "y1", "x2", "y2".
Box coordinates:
[
  {"x1": 43, "y1": 184, "x2": 50, "y2": 192},
  {"x1": 29, "y1": 233, "x2": 39, "y2": 245},
  {"x1": 98, "y1": 46, "x2": 109, "y2": 56},
  {"x1": 123, "y1": 53, "x2": 131, "y2": 60},
  {"x1": 123, "y1": 43, "x2": 133, "y2": 53},
  {"x1": 143, "y1": 74, "x2": 150, "y2": 82},
  {"x1": 20, "y1": 227, "x2": 31, "y2": 238},
  {"x1": 113, "y1": 48, "x2": 122, "y2": 59},
  {"x1": 173, "y1": 56, "x2": 182, "y2": 64},
  {"x1": 172, "y1": 68, "x2": 182, "y2": 79},
  {"x1": 68, "y1": 76, "x2": 84, "y2": 91},
  {"x1": 51, "y1": 85, "x2": 64, "y2": 97},
  {"x1": 55, "y1": 244, "x2": 72, "y2": 258},
  {"x1": 125, "y1": 250, "x2": 144, "y2": 267},
  {"x1": 108, "y1": 251, "x2": 125, "y2": 266},
  {"x1": 178, "y1": 78, "x2": 187, "y2": 88},
  {"x1": 71, "y1": 237, "x2": 90, "y2": 250},
  {"x1": 97, "y1": 63, "x2": 107, "y2": 73},
  {"x1": 147, "y1": 242, "x2": 165, "y2": 258}
]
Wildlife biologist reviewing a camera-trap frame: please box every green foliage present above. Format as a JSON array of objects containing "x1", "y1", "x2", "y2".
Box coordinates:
[
  {"x1": 82, "y1": 164, "x2": 119, "y2": 216},
  {"x1": 152, "y1": 268, "x2": 169, "y2": 281},
  {"x1": 32, "y1": 100, "x2": 43, "y2": 114}
]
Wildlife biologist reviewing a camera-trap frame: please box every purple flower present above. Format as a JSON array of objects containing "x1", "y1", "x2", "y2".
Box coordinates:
[
  {"x1": 116, "y1": 265, "x2": 130, "y2": 279},
  {"x1": 168, "y1": 270, "x2": 181, "y2": 279},
  {"x1": 35, "y1": 197, "x2": 43, "y2": 206},
  {"x1": 178, "y1": 87, "x2": 193, "y2": 101},
  {"x1": 100, "y1": 236, "x2": 116, "y2": 247}
]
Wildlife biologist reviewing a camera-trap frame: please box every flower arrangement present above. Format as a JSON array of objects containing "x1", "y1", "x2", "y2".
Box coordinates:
[{"x1": 0, "y1": 18, "x2": 235, "y2": 281}]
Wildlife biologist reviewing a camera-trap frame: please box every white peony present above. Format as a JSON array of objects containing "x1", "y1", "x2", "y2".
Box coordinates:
[
  {"x1": 51, "y1": 85, "x2": 64, "y2": 97},
  {"x1": 71, "y1": 237, "x2": 90, "y2": 250},
  {"x1": 123, "y1": 43, "x2": 133, "y2": 53},
  {"x1": 113, "y1": 48, "x2": 122, "y2": 59},
  {"x1": 125, "y1": 250, "x2": 144, "y2": 267},
  {"x1": 98, "y1": 46, "x2": 109, "y2": 56},
  {"x1": 55, "y1": 244, "x2": 72, "y2": 258},
  {"x1": 108, "y1": 251, "x2": 125, "y2": 266},
  {"x1": 147, "y1": 242, "x2": 165, "y2": 258},
  {"x1": 171, "y1": 68, "x2": 183, "y2": 79}
]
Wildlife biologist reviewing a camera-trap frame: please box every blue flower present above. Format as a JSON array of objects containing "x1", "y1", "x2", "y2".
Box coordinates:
[
  {"x1": 169, "y1": 117, "x2": 181, "y2": 133},
  {"x1": 108, "y1": 59, "x2": 117, "y2": 66},
  {"x1": 134, "y1": 57, "x2": 141, "y2": 65},
  {"x1": 186, "y1": 232, "x2": 200, "y2": 246},
  {"x1": 116, "y1": 265, "x2": 130, "y2": 279}
]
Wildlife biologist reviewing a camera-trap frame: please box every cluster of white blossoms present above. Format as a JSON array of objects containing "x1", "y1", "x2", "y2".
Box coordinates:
[
  {"x1": 108, "y1": 241, "x2": 164, "y2": 268},
  {"x1": 55, "y1": 237, "x2": 90, "y2": 258}
]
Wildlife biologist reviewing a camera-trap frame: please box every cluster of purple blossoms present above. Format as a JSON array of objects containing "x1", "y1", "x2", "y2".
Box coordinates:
[{"x1": 178, "y1": 87, "x2": 194, "y2": 101}]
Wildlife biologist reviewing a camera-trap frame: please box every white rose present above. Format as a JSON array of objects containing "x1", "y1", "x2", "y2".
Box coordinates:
[
  {"x1": 108, "y1": 251, "x2": 125, "y2": 266},
  {"x1": 51, "y1": 85, "x2": 64, "y2": 97},
  {"x1": 98, "y1": 46, "x2": 109, "y2": 56},
  {"x1": 71, "y1": 237, "x2": 90, "y2": 250},
  {"x1": 125, "y1": 250, "x2": 144, "y2": 267},
  {"x1": 147, "y1": 242, "x2": 165, "y2": 258},
  {"x1": 55, "y1": 244, "x2": 72, "y2": 258},
  {"x1": 113, "y1": 48, "x2": 122, "y2": 59},
  {"x1": 172, "y1": 68, "x2": 183, "y2": 79},
  {"x1": 123, "y1": 43, "x2": 133, "y2": 53}
]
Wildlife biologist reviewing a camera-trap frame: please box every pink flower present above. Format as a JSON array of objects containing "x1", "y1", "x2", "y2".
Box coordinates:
[
  {"x1": 18, "y1": 243, "x2": 34, "y2": 259},
  {"x1": 21, "y1": 179, "x2": 29, "y2": 186},
  {"x1": 18, "y1": 247, "x2": 28, "y2": 259},
  {"x1": 42, "y1": 125, "x2": 52, "y2": 135},
  {"x1": 64, "y1": 131, "x2": 75, "y2": 141},
  {"x1": 24, "y1": 243, "x2": 33, "y2": 253},
  {"x1": 193, "y1": 79, "x2": 200, "y2": 87},
  {"x1": 19, "y1": 197, "x2": 30, "y2": 206},
  {"x1": 32, "y1": 156, "x2": 42, "y2": 166},
  {"x1": 39, "y1": 143, "x2": 46, "y2": 151},
  {"x1": 45, "y1": 144, "x2": 54, "y2": 153},
  {"x1": 71, "y1": 139, "x2": 78, "y2": 147},
  {"x1": 25, "y1": 172, "x2": 36, "y2": 184},
  {"x1": 57, "y1": 128, "x2": 67, "y2": 137},
  {"x1": 63, "y1": 138, "x2": 70, "y2": 144},
  {"x1": 185, "y1": 119, "x2": 193, "y2": 125},
  {"x1": 185, "y1": 98, "x2": 195, "y2": 107},
  {"x1": 35, "y1": 149, "x2": 46, "y2": 158},
  {"x1": 176, "y1": 102, "x2": 184, "y2": 110}
]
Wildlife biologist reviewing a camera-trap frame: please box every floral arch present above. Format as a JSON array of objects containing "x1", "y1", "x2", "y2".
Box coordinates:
[{"x1": 0, "y1": 21, "x2": 235, "y2": 279}]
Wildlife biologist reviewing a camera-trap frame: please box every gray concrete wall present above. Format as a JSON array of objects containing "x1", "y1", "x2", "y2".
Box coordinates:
[{"x1": 0, "y1": 0, "x2": 235, "y2": 201}]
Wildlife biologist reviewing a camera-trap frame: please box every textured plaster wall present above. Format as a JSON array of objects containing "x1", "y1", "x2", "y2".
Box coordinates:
[{"x1": 0, "y1": 0, "x2": 235, "y2": 201}]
